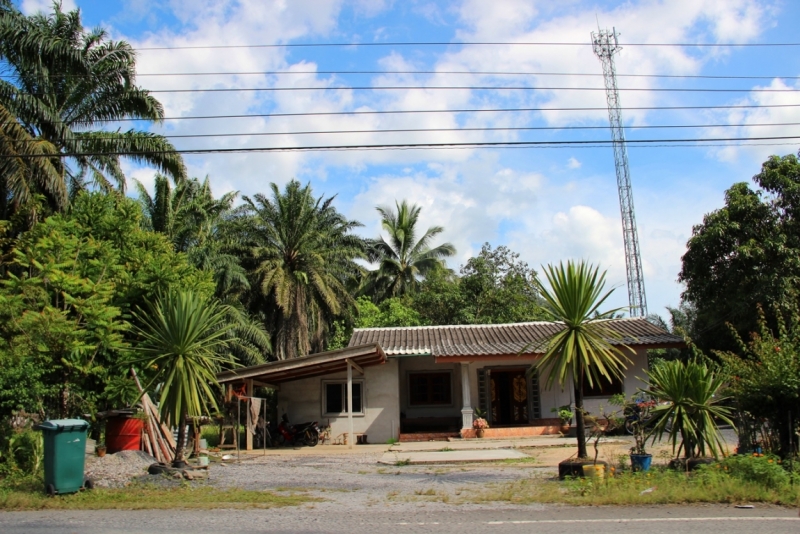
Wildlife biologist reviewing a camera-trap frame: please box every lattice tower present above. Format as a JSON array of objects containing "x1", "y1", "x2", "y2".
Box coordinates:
[{"x1": 591, "y1": 28, "x2": 648, "y2": 317}]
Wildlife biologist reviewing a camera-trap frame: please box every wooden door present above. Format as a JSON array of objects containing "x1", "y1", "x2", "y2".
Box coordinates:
[{"x1": 490, "y1": 369, "x2": 528, "y2": 425}]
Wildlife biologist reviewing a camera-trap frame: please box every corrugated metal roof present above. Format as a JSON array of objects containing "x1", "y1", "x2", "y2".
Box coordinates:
[
  {"x1": 217, "y1": 344, "x2": 386, "y2": 384},
  {"x1": 348, "y1": 318, "x2": 684, "y2": 357}
]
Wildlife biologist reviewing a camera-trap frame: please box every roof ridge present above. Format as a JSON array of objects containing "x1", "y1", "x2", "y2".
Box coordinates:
[
  {"x1": 351, "y1": 317, "x2": 649, "y2": 333},
  {"x1": 352, "y1": 321, "x2": 560, "y2": 332}
]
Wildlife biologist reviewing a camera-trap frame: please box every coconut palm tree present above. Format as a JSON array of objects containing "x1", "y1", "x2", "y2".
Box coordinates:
[
  {"x1": 363, "y1": 200, "x2": 455, "y2": 301},
  {"x1": 132, "y1": 290, "x2": 234, "y2": 466},
  {"x1": 0, "y1": 2, "x2": 185, "y2": 202},
  {"x1": 530, "y1": 260, "x2": 632, "y2": 459},
  {"x1": 244, "y1": 180, "x2": 366, "y2": 360}
]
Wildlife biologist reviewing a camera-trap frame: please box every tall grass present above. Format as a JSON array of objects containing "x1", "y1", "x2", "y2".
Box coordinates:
[
  {"x1": 0, "y1": 474, "x2": 319, "y2": 510},
  {"x1": 468, "y1": 465, "x2": 800, "y2": 507}
]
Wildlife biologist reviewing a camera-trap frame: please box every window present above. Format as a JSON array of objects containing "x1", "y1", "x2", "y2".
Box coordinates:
[
  {"x1": 582, "y1": 375, "x2": 624, "y2": 397},
  {"x1": 322, "y1": 381, "x2": 364, "y2": 415},
  {"x1": 409, "y1": 372, "x2": 452, "y2": 406}
]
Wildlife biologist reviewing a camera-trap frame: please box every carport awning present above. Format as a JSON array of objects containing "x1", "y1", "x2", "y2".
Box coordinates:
[{"x1": 216, "y1": 344, "x2": 386, "y2": 385}]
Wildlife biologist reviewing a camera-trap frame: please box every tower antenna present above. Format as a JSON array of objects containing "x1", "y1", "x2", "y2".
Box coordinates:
[{"x1": 591, "y1": 27, "x2": 648, "y2": 317}]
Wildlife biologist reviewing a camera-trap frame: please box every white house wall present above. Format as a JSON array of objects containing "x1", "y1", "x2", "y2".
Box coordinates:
[
  {"x1": 275, "y1": 359, "x2": 400, "y2": 443},
  {"x1": 530, "y1": 348, "x2": 651, "y2": 417}
]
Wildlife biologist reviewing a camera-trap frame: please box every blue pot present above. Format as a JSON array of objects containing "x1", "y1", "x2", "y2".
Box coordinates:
[{"x1": 630, "y1": 453, "x2": 653, "y2": 472}]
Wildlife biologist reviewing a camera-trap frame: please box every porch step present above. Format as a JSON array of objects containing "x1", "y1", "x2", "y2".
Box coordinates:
[
  {"x1": 399, "y1": 432, "x2": 460, "y2": 442},
  {"x1": 460, "y1": 424, "x2": 562, "y2": 439}
]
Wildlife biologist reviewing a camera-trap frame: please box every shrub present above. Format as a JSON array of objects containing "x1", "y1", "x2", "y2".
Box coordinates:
[{"x1": 718, "y1": 454, "x2": 792, "y2": 490}]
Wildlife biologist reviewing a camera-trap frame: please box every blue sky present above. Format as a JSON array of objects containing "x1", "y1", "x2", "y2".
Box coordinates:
[{"x1": 18, "y1": 0, "x2": 800, "y2": 321}]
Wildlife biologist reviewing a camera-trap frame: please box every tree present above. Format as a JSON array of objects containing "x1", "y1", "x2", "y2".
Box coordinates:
[
  {"x1": 530, "y1": 260, "x2": 632, "y2": 459},
  {"x1": 0, "y1": 215, "x2": 128, "y2": 418},
  {"x1": 131, "y1": 291, "x2": 234, "y2": 466},
  {"x1": 363, "y1": 200, "x2": 455, "y2": 301},
  {"x1": 719, "y1": 305, "x2": 800, "y2": 458},
  {"x1": 243, "y1": 180, "x2": 366, "y2": 359},
  {"x1": 0, "y1": 2, "x2": 185, "y2": 202},
  {"x1": 0, "y1": 192, "x2": 213, "y2": 419},
  {"x1": 679, "y1": 152, "x2": 800, "y2": 352},
  {"x1": 135, "y1": 175, "x2": 249, "y2": 300},
  {"x1": 646, "y1": 358, "x2": 734, "y2": 459},
  {"x1": 458, "y1": 243, "x2": 545, "y2": 324}
]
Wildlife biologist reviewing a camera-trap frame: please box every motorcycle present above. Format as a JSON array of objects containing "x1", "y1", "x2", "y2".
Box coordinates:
[{"x1": 276, "y1": 414, "x2": 320, "y2": 447}]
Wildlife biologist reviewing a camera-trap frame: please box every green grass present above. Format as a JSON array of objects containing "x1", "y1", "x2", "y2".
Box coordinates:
[
  {"x1": 466, "y1": 467, "x2": 800, "y2": 507},
  {"x1": 0, "y1": 476, "x2": 320, "y2": 511}
]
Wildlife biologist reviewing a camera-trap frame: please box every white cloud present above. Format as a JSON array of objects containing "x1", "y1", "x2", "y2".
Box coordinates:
[
  {"x1": 20, "y1": 0, "x2": 76, "y2": 15},
  {"x1": 100, "y1": 0, "x2": 779, "y2": 317}
]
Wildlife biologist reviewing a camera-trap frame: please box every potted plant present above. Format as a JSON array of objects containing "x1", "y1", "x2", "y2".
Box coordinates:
[
  {"x1": 627, "y1": 398, "x2": 656, "y2": 472},
  {"x1": 95, "y1": 443, "x2": 107, "y2": 457},
  {"x1": 472, "y1": 417, "x2": 489, "y2": 438},
  {"x1": 552, "y1": 405, "x2": 573, "y2": 434}
]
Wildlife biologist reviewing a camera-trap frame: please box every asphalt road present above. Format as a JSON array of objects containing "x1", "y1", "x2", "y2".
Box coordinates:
[{"x1": 2, "y1": 505, "x2": 798, "y2": 534}]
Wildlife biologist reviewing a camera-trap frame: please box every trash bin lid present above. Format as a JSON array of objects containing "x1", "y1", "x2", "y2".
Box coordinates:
[{"x1": 35, "y1": 419, "x2": 89, "y2": 431}]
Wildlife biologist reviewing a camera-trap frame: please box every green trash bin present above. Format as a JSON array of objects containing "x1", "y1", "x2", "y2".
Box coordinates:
[{"x1": 36, "y1": 419, "x2": 91, "y2": 496}]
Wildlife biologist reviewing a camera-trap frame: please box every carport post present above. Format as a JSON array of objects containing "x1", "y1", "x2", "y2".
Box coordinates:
[
  {"x1": 347, "y1": 360, "x2": 354, "y2": 450},
  {"x1": 246, "y1": 379, "x2": 254, "y2": 451}
]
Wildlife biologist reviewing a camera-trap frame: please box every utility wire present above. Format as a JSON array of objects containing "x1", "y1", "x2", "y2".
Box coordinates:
[
  {"x1": 7, "y1": 70, "x2": 799, "y2": 80},
  {"x1": 142, "y1": 85, "x2": 800, "y2": 94},
  {"x1": 134, "y1": 41, "x2": 800, "y2": 51},
  {"x1": 16, "y1": 86, "x2": 800, "y2": 96},
  {"x1": 38, "y1": 122, "x2": 800, "y2": 141},
  {"x1": 30, "y1": 103, "x2": 800, "y2": 123},
  {"x1": 5, "y1": 135, "x2": 799, "y2": 158}
]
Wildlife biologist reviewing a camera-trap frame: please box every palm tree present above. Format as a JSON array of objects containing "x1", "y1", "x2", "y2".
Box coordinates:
[
  {"x1": 646, "y1": 358, "x2": 734, "y2": 459},
  {"x1": 136, "y1": 176, "x2": 270, "y2": 366},
  {"x1": 132, "y1": 290, "x2": 234, "y2": 466},
  {"x1": 363, "y1": 200, "x2": 455, "y2": 301},
  {"x1": 136, "y1": 174, "x2": 250, "y2": 299},
  {"x1": 243, "y1": 180, "x2": 366, "y2": 360},
  {"x1": 0, "y1": 103, "x2": 63, "y2": 221},
  {"x1": 0, "y1": 2, "x2": 185, "y2": 202},
  {"x1": 530, "y1": 260, "x2": 632, "y2": 459}
]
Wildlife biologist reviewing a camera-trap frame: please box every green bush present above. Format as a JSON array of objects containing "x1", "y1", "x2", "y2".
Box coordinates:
[
  {"x1": 1, "y1": 429, "x2": 43, "y2": 477},
  {"x1": 717, "y1": 454, "x2": 792, "y2": 490}
]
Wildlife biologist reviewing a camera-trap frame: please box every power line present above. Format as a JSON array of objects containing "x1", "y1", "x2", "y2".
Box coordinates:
[
  {"x1": 32, "y1": 103, "x2": 800, "y2": 123},
  {"x1": 5, "y1": 135, "x2": 799, "y2": 158},
  {"x1": 143, "y1": 85, "x2": 800, "y2": 94},
  {"x1": 8, "y1": 70, "x2": 800, "y2": 80},
  {"x1": 41, "y1": 122, "x2": 800, "y2": 141},
  {"x1": 134, "y1": 41, "x2": 800, "y2": 51}
]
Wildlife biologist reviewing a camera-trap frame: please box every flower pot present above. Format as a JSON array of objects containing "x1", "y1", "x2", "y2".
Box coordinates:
[
  {"x1": 630, "y1": 453, "x2": 652, "y2": 472},
  {"x1": 582, "y1": 463, "x2": 606, "y2": 479},
  {"x1": 198, "y1": 455, "x2": 209, "y2": 467},
  {"x1": 96, "y1": 446, "x2": 107, "y2": 458},
  {"x1": 559, "y1": 424, "x2": 571, "y2": 434},
  {"x1": 476, "y1": 429, "x2": 485, "y2": 438}
]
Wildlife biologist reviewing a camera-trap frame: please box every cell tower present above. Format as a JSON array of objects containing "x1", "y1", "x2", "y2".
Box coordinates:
[{"x1": 591, "y1": 27, "x2": 648, "y2": 317}]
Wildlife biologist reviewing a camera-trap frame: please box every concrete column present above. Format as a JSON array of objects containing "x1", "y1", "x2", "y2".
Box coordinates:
[
  {"x1": 460, "y1": 362, "x2": 474, "y2": 430},
  {"x1": 347, "y1": 361, "x2": 354, "y2": 450},
  {"x1": 245, "y1": 379, "x2": 254, "y2": 451}
]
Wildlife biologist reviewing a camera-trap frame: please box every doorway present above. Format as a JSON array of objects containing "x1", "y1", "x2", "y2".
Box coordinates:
[{"x1": 490, "y1": 368, "x2": 529, "y2": 425}]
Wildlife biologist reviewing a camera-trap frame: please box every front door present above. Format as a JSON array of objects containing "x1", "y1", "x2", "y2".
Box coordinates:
[{"x1": 490, "y1": 369, "x2": 529, "y2": 425}]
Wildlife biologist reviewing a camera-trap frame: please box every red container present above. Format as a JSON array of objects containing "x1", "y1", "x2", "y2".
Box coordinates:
[{"x1": 105, "y1": 416, "x2": 143, "y2": 454}]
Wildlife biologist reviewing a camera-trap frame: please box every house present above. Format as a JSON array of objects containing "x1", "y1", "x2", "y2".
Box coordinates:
[{"x1": 216, "y1": 318, "x2": 684, "y2": 445}]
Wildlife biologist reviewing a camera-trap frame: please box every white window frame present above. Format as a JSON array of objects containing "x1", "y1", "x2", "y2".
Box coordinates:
[{"x1": 321, "y1": 379, "x2": 366, "y2": 417}]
